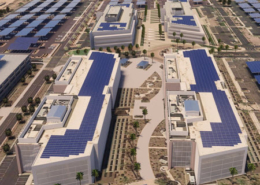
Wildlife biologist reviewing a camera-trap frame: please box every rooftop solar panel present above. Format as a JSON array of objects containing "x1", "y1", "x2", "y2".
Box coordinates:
[
  {"x1": 9, "y1": 20, "x2": 27, "y2": 28},
  {"x1": 243, "y1": 8, "x2": 255, "y2": 12},
  {"x1": 44, "y1": 20, "x2": 60, "y2": 28},
  {"x1": 3, "y1": 14, "x2": 19, "y2": 20},
  {"x1": 172, "y1": 16, "x2": 196, "y2": 26},
  {"x1": 255, "y1": 75, "x2": 260, "y2": 84},
  {"x1": 41, "y1": 52, "x2": 116, "y2": 158},
  {"x1": 26, "y1": 20, "x2": 44, "y2": 28},
  {"x1": 97, "y1": 22, "x2": 127, "y2": 31},
  {"x1": 239, "y1": 2, "x2": 251, "y2": 8},
  {"x1": 53, "y1": 14, "x2": 66, "y2": 20},
  {"x1": 15, "y1": 7, "x2": 29, "y2": 13},
  {"x1": 35, "y1": 27, "x2": 52, "y2": 36},
  {"x1": 0, "y1": 27, "x2": 16, "y2": 36},
  {"x1": 31, "y1": 7, "x2": 44, "y2": 13},
  {"x1": 183, "y1": 50, "x2": 242, "y2": 147},
  {"x1": 46, "y1": 7, "x2": 59, "y2": 13},
  {"x1": 246, "y1": 61, "x2": 260, "y2": 73},
  {"x1": 60, "y1": 7, "x2": 73, "y2": 13},
  {"x1": 0, "y1": 20, "x2": 9, "y2": 27},
  {"x1": 15, "y1": 27, "x2": 34, "y2": 36},
  {"x1": 36, "y1": 14, "x2": 51, "y2": 20},
  {"x1": 20, "y1": 14, "x2": 35, "y2": 20}
]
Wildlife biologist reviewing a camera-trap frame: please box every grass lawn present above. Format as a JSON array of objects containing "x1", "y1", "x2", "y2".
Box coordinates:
[{"x1": 69, "y1": 49, "x2": 89, "y2": 55}]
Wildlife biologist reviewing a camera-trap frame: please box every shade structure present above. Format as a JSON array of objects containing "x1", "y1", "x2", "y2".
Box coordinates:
[
  {"x1": 8, "y1": 37, "x2": 38, "y2": 50},
  {"x1": 0, "y1": 27, "x2": 16, "y2": 36},
  {"x1": 35, "y1": 27, "x2": 52, "y2": 36},
  {"x1": 15, "y1": 27, "x2": 34, "y2": 36}
]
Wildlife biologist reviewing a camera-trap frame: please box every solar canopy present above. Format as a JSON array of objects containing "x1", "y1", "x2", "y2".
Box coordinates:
[
  {"x1": 3, "y1": 14, "x2": 19, "y2": 20},
  {"x1": 0, "y1": 27, "x2": 16, "y2": 36},
  {"x1": 26, "y1": 20, "x2": 44, "y2": 28},
  {"x1": 254, "y1": 18, "x2": 260, "y2": 23},
  {"x1": 36, "y1": 14, "x2": 51, "y2": 20},
  {"x1": 52, "y1": 2, "x2": 66, "y2": 7},
  {"x1": 0, "y1": 20, "x2": 9, "y2": 27},
  {"x1": 16, "y1": 7, "x2": 29, "y2": 13},
  {"x1": 20, "y1": 14, "x2": 35, "y2": 20},
  {"x1": 46, "y1": 7, "x2": 59, "y2": 13},
  {"x1": 183, "y1": 49, "x2": 241, "y2": 147},
  {"x1": 248, "y1": 0, "x2": 259, "y2": 4},
  {"x1": 35, "y1": 27, "x2": 52, "y2": 36},
  {"x1": 252, "y1": 3, "x2": 260, "y2": 8},
  {"x1": 30, "y1": 7, "x2": 44, "y2": 13},
  {"x1": 239, "y1": 3, "x2": 251, "y2": 8},
  {"x1": 24, "y1": 0, "x2": 41, "y2": 7},
  {"x1": 255, "y1": 75, "x2": 260, "y2": 84},
  {"x1": 249, "y1": 13, "x2": 260, "y2": 18},
  {"x1": 15, "y1": 27, "x2": 34, "y2": 36},
  {"x1": 60, "y1": 7, "x2": 73, "y2": 13},
  {"x1": 243, "y1": 8, "x2": 255, "y2": 12},
  {"x1": 38, "y1": 1, "x2": 52, "y2": 8},
  {"x1": 9, "y1": 20, "x2": 27, "y2": 28},
  {"x1": 53, "y1": 14, "x2": 66, "y2": 20},
  {"x1": 246, "y1": 61, "x2": 260, "y2": 74},
  {"x1": 235, "y1": 0, "x2": 245, "y2": 3},
  {"x1": 138, "y1": 61, "x2": 149, "y2": 68},
  {"x1": 41, "y1": 52, "x2": 116, "y2": 158},
  {"x1": 44, "y1": 20, "x2": 60, "y2": 28},
  {"x1": 66, "y1": 2, "x2": 79, "y2": 8},
  {"x1": 172, "y1": 16, "x2": 196, "y2": 26}
]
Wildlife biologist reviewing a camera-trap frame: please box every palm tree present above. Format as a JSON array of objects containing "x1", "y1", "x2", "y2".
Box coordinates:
[
  {"x1": 21, "y1": 105, "x2": 27, "y2": 113},
  {"x1": 27, "y1": 97, "x2": 33, "y2": 104},
  {"x1": 130, "y1": 148, "x2": 136, "y2": 161},
  {"x1": 229, "y1": 167, "x2": 238, "y2": 184},
  {"x1": 121, "y1": 45, "x2": 125, "y2": 51},
  {"x1": 35, "y1": 97, "x2": 41, "y2": 104},
  {"x1": 2, "y1": 143, "x2": 10, "y2": 153},
  {"x1": 143, "y1": 49, "x2": 147, "y2": 59},
  {"x1": 234, "y1": 45, "x2": 238, "y2": 52},
  {"x1": 91, "y1": 169, "x2": 99, "y2": 183},
  {"x1": 135, "y1": 44, "x2": 139, "y2": 51},
  {"x1": 76, "y1": 172, "x2": 84, "y2": 185},
  {"x1": 202, "y1": 36, "x2": 205, "y2": 43},
  {"x1": 133, "y1": 121, "x2": 139, "y2": 135},
  {"x1": 5, "y1": 128, "x2": 12, "y2": 137},
  {"x1": 128, "y1": 43, "x2": 133, "y2": 51},
  {"x1": 225, "y1": 44, "x2": 229, "y2": 52},
  {"x1": 52, "y1": 74, "x2": 57, "y2": 80},
  {"x1": 176, "y1": 39, "x2": 180, "y2": 50},
  {"x1": 182, "y1": 40, "x2": 186, "y2": 48},
  {"x1": 150, "y1": 52, "x2": 154, "y2": 63},
  {"x1": 142, "y1": 108, "x2": 148, "y2": 122},
  {"x1": 192, "y1": 41, "x2": 196, "y2": 49},
  {"x1": 247, "y1": 163, "x2": 256, "y2": 179},
  {"x1": 173, "y1": 32, "x2": 176, "y2": 40},
  {"x1": 45, "y1": 75, "x2": 50, "y2": 83},
  {"x1": 2, "y1": 97, "x2": 8, "y2": 104},
  {"x1": 130, "y1": 133, "x2": 136, "y2": 146},
  {"x1": 16, "y1": 114, "x2": 22, "y2": 122},
  {"x1": 99, "y1": 47, "x2": 103, "y2": 51},
  {"x1": 134, "y1": 162, "x2": 141, "y2": 173},
  {"x1": 180, "y1": 33, "x2": 183, "y2": 41}
]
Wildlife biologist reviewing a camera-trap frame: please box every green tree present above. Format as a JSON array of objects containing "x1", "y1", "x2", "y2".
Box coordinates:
[
  {"x1": 2, "y1": 97, "x2": 8, "y2": 104},
  {"x1": 180, "y1": 33, "x2": 183, "y2": 41},
  {"x1": 182, "y1": 40, "x2": 186, "y2": 48},
  {"x1": 151, "y1": 52, "x2": 154, "y2": 63},
  {"x1": 6, "y1": 6, "x2": 10, "y2": 12},
  {"x1": 99, "y1": 47, "x2": 103, "y2": 51},
  {"x1": 135, "y1": 44, "x2": 139, "y2": 51},
  {"x1": 121, "y1": 45, "x2": 125, "y2": 51},
  {"x1": 27, "y1": 97, "x2": 33, "y2": 104},
  {"x1": 84, "y1": 49, "x2": 88, "y2": 54},
  {"x1": 227, "y1": 0, "x2": 232, "y2": 5},
  {"x1": 133, "y1": 121, "x2": 139, "y2": 135},
  {"x1": 107, "y1": 47, "x2": 111, "y2": 52},
  {"x1": 29, "y1": 105, "x2": 35, "y2": 113},
  {"x1": 229, "y1": 167, "x2": 238, "y2": 184},
  {"x1": 2, "y1": 143, "x2": 10, "y2": 153},
  {"x1": 76, "y1": 172, "x2": 84, "y2": 185},
  {"x1": 116, "y1": 48, "x2": 121, "y2": 56},
  {"x1": 192, "y1": 41, "x2": 196, "y2": 49},
  {"x1": 202, "y1": 36, "x2": 205, "y2": 43},
  {"x1": 247, "y1": 163, "x2": 256, "y2": 179},
  {"x1": 128, "y1": 43, "x2": 133, "y2": 51},
  {"x1": 27, "y1": 69, "x2": 32, "y2": 76},
  {"x1": 220, "y1": 44, "x2": 224, "y2": 50},
  {"x1": 176, "y1": 39, "x2": 180, "y2": 50},
  {"x1": 208, "y1": 37, "x2": 212, "y2": 44},
  {"x1": 159, "y1": 24, "x2": 162, "y2": 39},
  {"x1": 76, "y1": 49, "x2": 80, "y2": 54},
  {"x1": 134, "y1": 162, "x2": 141, "y2": 173},
  {"x1": 21, "y1": 105, "x2": 27, "y2": 113},
  {"x1": 130, "y1": 148, "x2": 136, "y2": 161},
  {"x1": 125, "y1": 51, "x2": 129, "y2": 58},
  {"x1": 32, "y1": 63, "x2": 37, "y2": 70},
  {"x1": 20, "y1": 76, "x2": 25, "y2": 83},
  {"x1": 5, "y1": 128, "x2": 12, "y2": 137},
  {"x1": 52, "y1": 73, "x2": 57, "y2": 80},
  {"x1": 157, "y1": 3, "x2": 161, "y2": 18},
  {"x1": 143, "y1": 49, "x2": 147, "y2": 59},
  {"x1": 132, "y1": 50, "x2": 136, "y2": 57},
  {"x1": 218, "y1": 47, "x2": 221, "y2": 54},
  {"x1": 173, "y1": 32, "x2": 176, "y2": 40},
  {"x1": 16, "y1": 114, "x2": 22, "y2": 121},
  {"x1": 142, "y1": 108, "x2": 148, "y2": 122},
  {"x1": 130, "y1": 133, "x2": 136, "y2": 146},
  {"x1": 114, "y1": 46, "x2": 117, "y2": 51},
  {"x1": 145, "y1": 5, "x2": 147, "y2": 16},
  {"x1": 225, "y1": 44, "x2": 229, "y2": 52},
  {"x1": 45, "y1": 75, "x2": 50, "y2": 83},
  {"x1": 234, "y1": 45, "x2": 238, "y2": 52},
  {"x1": 121, "y1": 176, "x2": 131, "y2": 184},
  {"x1": 223, "y1": 0, "x2": 226, "y2": 5},
  {"x1": 218, "y1": 38, "x2": 222, "y2": 45},
  {"x1": 91, "y1": 169, "x2": 99, "y2": 182},
  {"x1": 35, "y1": 97, "x2": 41, "y2": 104}
]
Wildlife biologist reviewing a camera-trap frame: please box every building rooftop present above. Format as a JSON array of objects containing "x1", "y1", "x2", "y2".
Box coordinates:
[
  {"x1": 0, "y1": 54, "x2": 29, "y2": 85},
  {"x1": 184, "y1": 100, "x2": 199, "y2": 112}
]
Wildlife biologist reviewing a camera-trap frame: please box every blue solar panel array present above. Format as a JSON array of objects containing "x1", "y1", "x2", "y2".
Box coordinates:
[
  {"x1": 98, "y1": 23, "x2": 127, "y2": 31},
  {"x1": 254, "y1": 75, "x2": 260, "y2": 84},
  {"x1": 246, "y1": 61, "x2": 260, "y2": 74},
  {"x1": 179, "y1": 0, "x2": 188, "y2": 2},
  {"x1": 183, "y1": 50, "x2": 241, "y2": 147},
  {"x1": 239, "y1": 3, "x2": 251, "y2": 8},
  {"x1": 41, "y1": 52, "x2": 116, "y2": 158},
  {"x1": 8, "y1": 37, "x2": 38, "y2": 50},
  {"x1": 172, "y1": 16, "x2": 196, "y2": 26},
  {"x1": 44, "y1": 20, "x2": 60, "y2": 28}
]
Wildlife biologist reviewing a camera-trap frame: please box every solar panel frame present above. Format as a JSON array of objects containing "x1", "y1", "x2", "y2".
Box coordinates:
[
  {"x1": 35, "y1": 27, "x2": 52, "y2": 36},
  {"x1": 235, "y1": 0, "x2": 245, "y2": 2},
  {"x1": 255, "y1": 75, "x2": 260, "y2": 84},
  {"x1": 248, "y1": 0, "x2": 259, "y2": 4},
  {"x1": 15, "y1": 27, "x2": 34, "y2": 36}
]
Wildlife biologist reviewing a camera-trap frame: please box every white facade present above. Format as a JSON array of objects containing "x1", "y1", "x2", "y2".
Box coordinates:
[
  {"x1": 164, "y1": 49, "x2": 248, "y2": 185},
  {"x1": 16, "y1": 51, "x2": 121, "y2": 185},
  {"x1": 161, "y1": 1, "x2": 205, "y2": 43},
  {"x1": 90, "y1": 3, "x2": 138, "y2": 49}
]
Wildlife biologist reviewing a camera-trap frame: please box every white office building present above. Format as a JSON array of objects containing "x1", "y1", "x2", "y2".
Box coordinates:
[
  {"x1": 90, "y1": 3, "x2": 138, "y2": 49},
  {"x1": 16, "y1": 51, "x2": 121, "y2": 185},
  {"x1": 164, "y1": 49, "x2": 248, "y2": 184},
  {"x1": 161, "y1": 0, "x2": 205, "y2": 43}
]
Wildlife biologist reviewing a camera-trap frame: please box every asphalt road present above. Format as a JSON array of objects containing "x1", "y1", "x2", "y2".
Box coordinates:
[{"x1": 0, "y1": 113, "x2": 16, "y2": 145}]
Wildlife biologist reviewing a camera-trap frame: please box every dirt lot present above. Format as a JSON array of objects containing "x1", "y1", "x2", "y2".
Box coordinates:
[
  {"x1": 152, "y1": 119, "x2": 166, "y2": 136},
  {"x1": 149, "y1": 149, "x2": 167, "y2": 177}
]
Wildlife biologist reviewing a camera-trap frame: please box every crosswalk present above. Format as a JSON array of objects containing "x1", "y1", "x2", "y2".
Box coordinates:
[{"x1": 150, "y1": 9, "x2": 160, "y2": 24}]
